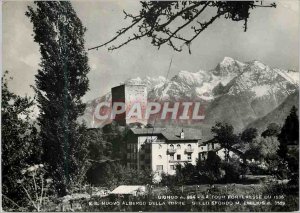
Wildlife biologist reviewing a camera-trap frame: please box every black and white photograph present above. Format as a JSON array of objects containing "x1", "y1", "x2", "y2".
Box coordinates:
[{"x1": 1, "y1": 0, "x2": 299, "y2": 212}]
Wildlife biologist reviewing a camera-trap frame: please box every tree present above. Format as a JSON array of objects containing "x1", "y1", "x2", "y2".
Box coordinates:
[
  {"x1": 261, "y1": 123, "x2": 281, "y2": 138},
  {"x1": 211, "y1": 122, "x2": 239, "y2": 162},
  {"x1": 204, "y1": 151, "x2": 222, "y2": 183},
  {"x1": 175, "y1": 163, "x2": 198, "y2": 185},
  {"x1": 170, "y1": 152, "x2": 223, "y2": 185},
  {"x1": 278, "y1": 106, "x2": 299, "y2": 160},
  {"x1": 85, "y1": 128, "x2": 112, "y2": 161},
  {"x1": 241, "y1": 127, "x2": 257, "y2": 143},
  {"x1": 26, "y1": 1, "x2": 90, "y2": 196},
  {"x1": 103, "y1": 122, "x2": 127, "y2": 160},
  {"x1": 89, "y1": 1, "x2": 276, "y2": 53},
  {"x1": 2, "y1": 71, "x2": 41, "y2": 210},
  {"x1": 245, "y1": 136, "x2": 279, "y2": 161},
  {"x1": 221, "y1": 157, "x2": 242, "y2": 183},
  {"x1": 277, "y1": 106, "x2": 299, "y2": 183}
]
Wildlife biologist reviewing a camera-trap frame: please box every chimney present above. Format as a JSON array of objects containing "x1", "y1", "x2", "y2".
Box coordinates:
[{"x1": 180, "y1": 129, "x2": 184, "y2": 139}]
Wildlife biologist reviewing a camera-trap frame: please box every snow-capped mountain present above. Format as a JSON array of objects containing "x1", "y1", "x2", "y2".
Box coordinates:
[{"x1": 80, "y1": 57, "x2": 299, "y2": 131}]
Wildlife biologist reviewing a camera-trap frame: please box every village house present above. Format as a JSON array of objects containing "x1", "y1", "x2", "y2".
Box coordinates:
[
  {"x1": 126, "y1": 127, "x2": 202, "y2": 175},
  {"x1": 198, "y1": 138, "x2": 221, "y2": 160},
  {"x1": 198, "y1": 138, "x2": 247, "y2": 162}
]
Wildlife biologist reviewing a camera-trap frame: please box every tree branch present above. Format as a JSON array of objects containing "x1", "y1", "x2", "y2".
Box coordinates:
[
  {"x1": 88, "y1": 1, "x2": 276, "y2": 53},
  {"x1": 156, "y1": 1, "x2": 211, "y2": 48},
  {"x1": 88, "y1": 16, "x2": 142, "y2": 51}
]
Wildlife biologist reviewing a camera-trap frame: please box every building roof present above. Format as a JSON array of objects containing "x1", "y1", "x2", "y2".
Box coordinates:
[
  {"x1": 216, "y1": 146, "x2": 245, "y2": 156},
  {"x1": 112, "y1": 84, "x2": 146, "y2": 90},
  {"x1": 110, "y1": 185, "x2": 145, "y2": 195},
  {"x1": 232, "y1": 144, "x2": 249, "y2": 154},
  {"x1": 130, "y1": 127, "x2": 166, "y2": 135},
  {"x1": 201, "y1": 138, "x2": 216, "y2": 145},
  {"x1": 130, "y1": 127, "x2": 202, "y2": 141}
]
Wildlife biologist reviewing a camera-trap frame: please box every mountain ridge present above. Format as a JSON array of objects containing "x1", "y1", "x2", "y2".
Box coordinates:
[{"x1": 80, "y1": 57, "x2": 299, "y2": 132}]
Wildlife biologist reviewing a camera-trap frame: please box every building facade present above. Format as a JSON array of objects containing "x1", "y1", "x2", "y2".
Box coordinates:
[
  {"x1": 126, "y1": 127, "x2": 202, "y2": 175},
  {"x1": 198, "y1": 139, "x2": 221, "y2": 160}
]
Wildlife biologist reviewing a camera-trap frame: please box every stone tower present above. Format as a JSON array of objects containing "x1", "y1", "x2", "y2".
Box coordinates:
[{"x1": 111, "y1": 84, "x2": 147, "y2": 126}]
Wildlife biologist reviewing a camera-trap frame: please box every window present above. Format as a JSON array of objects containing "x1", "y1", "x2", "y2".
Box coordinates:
[
  {"x1": 170, "y1": 154, "x2": 174, "y2": 161},
  {"x1": 187, "y1": 154, "x2": 192, "y2": 160},
  {"x1": 177, "y1": 144, "x2": 181, "y2": 149},
  {"x1": 170, "y1": 165, "x2": 175, "y2": 170},
  {"x1": 177, "y1": 154, "x2": 181, "y2": 160},
  {"x1": 158, "y1": 155, "x2": 162, "y2": 159},
  {"x1": 146, "y1": 138, "x2": 153, "y2": 143},
  {"x1": 170, "y1": 144, "x2": 174, "y2": 148},
  {"x1": 212, "y1": 143, "x2": 215, "y2": 149},
  {"x1": 188, "y1": 144, "x2": 191, "y2": 149},
  {"x1": 201, "y1": 147, "x2": 204, "y2": 150},
  {"x1": 156, "y1": 165, "x2": 163, "y2": 171}
]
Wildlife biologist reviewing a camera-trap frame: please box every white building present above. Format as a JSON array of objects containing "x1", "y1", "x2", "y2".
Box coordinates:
[{"x1": 126, "y1": 127, "x2": 202, "y2": 175}]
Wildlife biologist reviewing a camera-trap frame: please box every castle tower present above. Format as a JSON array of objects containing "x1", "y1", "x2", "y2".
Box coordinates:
[{"x1": 111, "y1": 84, "x2": 147, "y2": 126}]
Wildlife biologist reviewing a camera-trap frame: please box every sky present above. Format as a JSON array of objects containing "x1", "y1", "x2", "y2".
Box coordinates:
[{"x1": 2, "y1": 0, "x2": 299, "y2": 102}]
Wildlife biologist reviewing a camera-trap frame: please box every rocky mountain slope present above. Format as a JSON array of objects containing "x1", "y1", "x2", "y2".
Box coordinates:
[{"x1": 247, "y1": 90, "x2": 299, "y2": 132}]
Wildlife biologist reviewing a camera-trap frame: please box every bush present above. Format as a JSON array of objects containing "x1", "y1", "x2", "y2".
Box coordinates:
[
  {"x1": 248, "y1": 163, "x2": 269, "y2": 175},
  {"x1": 161, "y1": 152, "x2": 224, "y2": 185},
  {"x1": 220, "y1": 158, "x2": 243, "y2": 183},
  {"x1": 88, "y1": 162, "x2": 153, "y2": 189}
]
